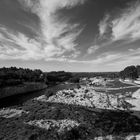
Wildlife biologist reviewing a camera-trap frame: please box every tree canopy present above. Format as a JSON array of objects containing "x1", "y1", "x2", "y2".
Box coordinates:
[
  {"x1": 0, "y1": 67, "x2": 45, "y2": 87},
  {"x1": 119, "y1": 65, "x2": 139, "y2": 80}
]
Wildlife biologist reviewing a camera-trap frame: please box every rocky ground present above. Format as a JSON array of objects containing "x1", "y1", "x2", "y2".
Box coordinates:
[
  {"x1": 0, "y1": 79, "x2": 140, "y2": 140},
  {"x1": 35, "y1": 85, "x2": 134, "y2": 111}
]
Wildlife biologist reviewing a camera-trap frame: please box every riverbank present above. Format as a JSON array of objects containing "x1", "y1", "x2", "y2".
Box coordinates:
[
  {"x1": 0, "y1": 83, "x2": 78, "y2": 108},
  {"x1": 0, "y1": 82, "x2": 47, "y2": 99}
]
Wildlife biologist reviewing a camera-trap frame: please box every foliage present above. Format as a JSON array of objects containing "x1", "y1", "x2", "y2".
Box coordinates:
[
  {"x1": 1, "y1": 100, "x2": 140, "y2": 140},
  {"x1": 136, "y1": 65, "x2": 140, "y2": 76},
  {"x1": 73, "y1": 72, "x2": 119, "y2": 79},
  {"x1": 69, "y1": 77, "x2": 80, "y2": 83},
  {"x1": 0, "y1": 67, "x2": 45, "y2": 88},
  {"x1": 45, "y1": 71, "x2": 72, "y2": 85},
  {"x1": 119, "y1": 65, "x2": 139, "y2": 80}
]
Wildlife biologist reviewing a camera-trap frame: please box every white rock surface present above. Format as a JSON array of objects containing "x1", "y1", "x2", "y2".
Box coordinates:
[
  {"x1": 126, "y1": 89, "x2": 140, "y2": 112},
  {"x1": 36, "y1": 86, "x2": 126, "y2": 110},
  {"x1": 26, "y1": 119, "x2": 80, "y2": 133}
]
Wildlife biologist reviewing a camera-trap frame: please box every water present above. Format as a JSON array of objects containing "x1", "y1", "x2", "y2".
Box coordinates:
[
  {"x1": 0, "y1": 83, "x2": 81, "y2": 108},
  {"x1": 0, "y1": 89, "x2": 48, "y2": 108}
]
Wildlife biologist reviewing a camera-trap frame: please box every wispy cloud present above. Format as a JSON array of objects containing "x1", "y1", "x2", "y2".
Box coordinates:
[
  {"x1": 112, "y1": 1, "x2": 140, "y2": 41},
  {"x1": 87, "y1": 45, "x2": 99, "y2": 54},
  {"x1": 0, "y1": 25, "x2": 82, "y2": 61},
  {"x1": 70, "y1": 47, "x2": 140, "y2": 69},
  {"x1": 99, "y1": 1, "x2": 140, "y2": 41},
  {"x1": 98, "y1": 14, "x2": 110, "y2": 36},
  {"x1": 0, "y1": 26, "x2": 43, "y2": 60},
  {"x1": 18, "y1": 0, "x2": 86, "y2": 58},
  {"x1": 0, "y1": 0, "x2": 86, "y2": 61},
  {"x1": 95, "y1": 0, "x2": 140, "y2": 70}
]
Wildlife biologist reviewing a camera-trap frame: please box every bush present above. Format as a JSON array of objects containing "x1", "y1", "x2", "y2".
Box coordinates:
[{"x1": 69, "y1": 77, "x2": 80, "y2": 83}]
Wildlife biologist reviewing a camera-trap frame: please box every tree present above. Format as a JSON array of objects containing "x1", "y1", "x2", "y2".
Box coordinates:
[
  {"x1": 136, "y1": 65, "x2": 140, "y2": 76},
  {"x1": 0, "y1": 67, "x2": 45, "y2": 87},
  {"x1": 119, "y1": 65, "x2": 138, "y2": 80},
  {"x1": 69, "y1": 77, "x2": 80, "y2": 83}
]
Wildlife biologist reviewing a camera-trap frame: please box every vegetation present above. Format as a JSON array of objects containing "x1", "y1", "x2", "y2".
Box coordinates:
[
  {"x1": 106, "y1": 80, "x2": 134, "y2": 88},
  {"x1": 1, "y1": 100, "x2": 140, "y2": 140},
  {"x1": 0, "y1": 67, "x2": 45, "y2": 88},
  {"x1": 0, "y1": 65, "x2": 140, "y2": 139},
  {"x1": 45, "y1": 71, "x2": 72, "y2": 85},
  {"x1": 69, "y1": 77, "x2": 80, "y2": 83},
  {"x1": 108, "y1": 87, "x2": 139, "y2": 95},
  {"x1": 119, "y1": 65, "x2": 140, "y2": 80},
  {"x1": 1, "y1": 64, "x2": 140, "y2": 88},
  {"x1": 136, "y1": 65, "x2": 140, "y2": 76},
  {"x1": 73, "y1": 72, "x2": 119, "y2": 79},
  {"x1": 0, "y1": 67, "x2": 122, "y2": 88}
]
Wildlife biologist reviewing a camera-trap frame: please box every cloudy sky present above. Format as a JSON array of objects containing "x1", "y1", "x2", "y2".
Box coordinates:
[{"x1": 0, "y1": 0, "x2": 140, "y2": 72}]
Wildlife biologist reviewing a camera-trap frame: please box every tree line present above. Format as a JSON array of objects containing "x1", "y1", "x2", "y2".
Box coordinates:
[
  {"x1": 45, "y1": 71, "x2": 73, "y2": 85},
  {"x1": 1, "y1": 65, "x2": 140, "y2": 88},
  {"x1": 119, "y1": 65, "x2": 140, "y2": 80},
  {"x1": 0, "y1": 67, "x2": 76, "y2": 87},
  {"x1": 0, "y1": 67, "x2": 45, "y2": 88},
  {"x1": 72, "y1": 72, "x2": 119, "y2": 79}
]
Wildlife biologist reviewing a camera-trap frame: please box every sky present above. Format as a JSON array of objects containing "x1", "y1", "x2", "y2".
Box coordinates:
[{"x1": 0, "y1": 0, "x2": 140, "y2": 72}]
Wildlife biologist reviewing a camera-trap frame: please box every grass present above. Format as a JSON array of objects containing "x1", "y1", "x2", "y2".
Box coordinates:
[
  {"x1": 106, "y1": 80, "x2": 134, "y2": 88},
  {"x1": 108, "y1": 87, "x2": 139, "y2": 95}
]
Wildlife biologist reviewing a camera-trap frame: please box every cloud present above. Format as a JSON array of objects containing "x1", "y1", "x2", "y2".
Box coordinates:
[
  {"x1": 0, "y1": 25, "x2": 81, "y2": 61},
  {"x1": 99, "y1": 1, "x2": 140, "y2": 41},
  {"x1": 87, "y1": 45, "x2": 99, "y2": 54},
  {"x1": 18, "y1": 0, "x2": 85, "y2": 58},
  {"x1": 98, "y1": 48, "x2": 140, "y2": 67},
  {"x1": 0, "y1": 26, "x2": 43, "y2": 60},
  {"x1": 105, "y1": 48, "x2": 140, "y2": 69},
  {"x1": 112, "y1": 1, "x2": 140, "y2": 41},
  {"x1": 71, "y1": 46, "x2": 140, "y2": 68},
  {"x1": 0, "y1": 0, "x2": 86, "y2": 61},
  {"x1": 20, "y1": 0, "x2": 86, "y2": 14},
  {"x1": 98, "y1": 14, "x2": 110, "y2": 36}
]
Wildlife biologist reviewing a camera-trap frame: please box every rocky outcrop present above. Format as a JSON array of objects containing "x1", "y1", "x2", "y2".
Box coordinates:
[
  {"x1": 35, "y1": 85, "x2": 127, "y2": 110},
  {"x1": 26, "y1": 119, "x2": 80, "y2": 134}
]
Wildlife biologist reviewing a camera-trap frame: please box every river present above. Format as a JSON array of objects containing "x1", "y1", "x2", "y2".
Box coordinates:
[
  {"x1": 0, "y1": 89, "x2": 48, "y2": 108},
  {"x1": 0, "y1": 83, "x2": 77, "y2": 108}
]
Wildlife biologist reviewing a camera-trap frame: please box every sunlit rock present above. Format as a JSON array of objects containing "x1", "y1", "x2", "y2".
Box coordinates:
[{"x1": 26, "y1": 119, "x2": 80, "y2": 134}]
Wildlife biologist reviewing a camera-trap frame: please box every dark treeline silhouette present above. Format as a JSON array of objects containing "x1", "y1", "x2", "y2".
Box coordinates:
[
  {"x1": 119, "y1": 65, "x2": 140, "y2": 80},
  {"x1": 45, "y1": 71, "x2": 73, "y2": 85},
  {"x1": 1, "y1": 65, "x2": 140, "y2": 88},
  {"x1": 0, "y1": 67, "x2": 45, "y2": 88},
  {"x1": 0, "y1": 67, "x2": 120, "y2": 87},
  {"x1": 137, "y1": 65, "x2": 140, "y2": 76},
  {"x1": 45, "y1": 71, "x2": 119, "y2": 85},
  {"x1": 72, "y1": 72, "x2": 119, "y2": 79},
  {"x1": 0, "y1": 67, "x2": 77, "y2": 87}
]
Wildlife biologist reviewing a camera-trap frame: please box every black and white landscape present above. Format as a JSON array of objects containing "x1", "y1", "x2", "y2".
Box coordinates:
[{"x1": 0, "y1": 0, "x2": 140, "y2": 140}]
